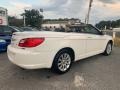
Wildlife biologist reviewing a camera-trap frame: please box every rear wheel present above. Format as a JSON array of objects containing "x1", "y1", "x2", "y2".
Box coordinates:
[
  {"x1": 52, "y1": 50, "x2": 73, "y2": 74},
  {"x1": 103, "y1": 42, "x2": 112, "y2": 56}
]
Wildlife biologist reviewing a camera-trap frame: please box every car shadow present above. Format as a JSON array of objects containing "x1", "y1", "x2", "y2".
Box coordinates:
[
  {"x1": 10, "y1": 53, "x2": 107, "y2": 80},
  {"x1": 0, "y1": 51, "x2": 7, "y2": 54}
]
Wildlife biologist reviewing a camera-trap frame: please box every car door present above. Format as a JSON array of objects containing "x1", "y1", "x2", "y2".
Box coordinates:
[
  {"x1": 83, "y1": 25, "x2": 106, "y2": 55},
  {"x1": 2, "y1": 26, "x2": 13, "y2": 45},
  {"x1": 67, "y1": 26, "x2": 87, "y2": 60},
  {"x1": 0, "y1": 26, "x2": 5, "y2": 39}
]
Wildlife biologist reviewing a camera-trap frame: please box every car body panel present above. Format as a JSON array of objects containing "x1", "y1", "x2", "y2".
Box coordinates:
[
  {"x1": 7, "y1": 29, "x2": 113, "y2": 69},
  {"x1": 7, "y1": 45, "x2": 54, "y2": 69},
  {"x1": 0, "y1": 25, "x2": 23, "y2": 51},
  {"x1": 0, "y1": 35, "x2": 11, "y2": 51},
  {"x1": 0, "y1": 35, "x2": 11, "y2": 45},
  {"x1": 0, "y1": 39, "x2": 7, "y2": 52}
]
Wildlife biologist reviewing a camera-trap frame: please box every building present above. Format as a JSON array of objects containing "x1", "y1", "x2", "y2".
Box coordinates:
[
  {"x1": 113, "y1": 28, "x2": 120, "y2": 31},
  {"x1": 0, "y1": 7, "x2": 8, "y2": 25},
  {"x1": 42, "y1": 19, "x2": 83, "y2": 29}
]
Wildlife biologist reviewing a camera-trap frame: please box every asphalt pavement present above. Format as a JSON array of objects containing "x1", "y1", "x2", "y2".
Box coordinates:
[{"x1": 0, "y1": 47, "x2": 120, "y2": 90}]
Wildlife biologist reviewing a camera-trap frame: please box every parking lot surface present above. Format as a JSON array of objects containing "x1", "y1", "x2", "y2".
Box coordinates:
[{"x1": 0, "y1": 47, "x2": 120, "y2": 90}]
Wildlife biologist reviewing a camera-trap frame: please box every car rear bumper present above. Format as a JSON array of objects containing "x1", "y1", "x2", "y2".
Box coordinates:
[
  {"x1": 0, "y1": 43, "x2": 7, "y2": 51},
  {"x1": 7, "y1": 45, "x2": 54, "y2": 69}
]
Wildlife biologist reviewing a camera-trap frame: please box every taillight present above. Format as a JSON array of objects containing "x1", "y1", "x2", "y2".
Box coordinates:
[{"x1": 18, "y1": 38, "x2": 45, "y2": 47}]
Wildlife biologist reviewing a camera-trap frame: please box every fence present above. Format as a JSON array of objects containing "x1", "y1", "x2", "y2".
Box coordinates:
[
  {"x1": 103, "y1": 29, "x2": 120, "y2": 46},
  {"x1": 103, "y1": 29, "x2": 120, "y2": 39}
]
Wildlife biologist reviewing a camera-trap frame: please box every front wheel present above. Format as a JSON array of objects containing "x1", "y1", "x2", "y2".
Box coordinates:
[
  {"x1": 51, "y1": 50, "x2": 73, "y2": 74},
  {"x1": 103, "y1": 42, "x2": 112, "y2": 56}
]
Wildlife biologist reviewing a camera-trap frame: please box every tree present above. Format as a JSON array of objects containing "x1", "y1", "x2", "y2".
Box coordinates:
[
  {"x1": 8, "y1": 16, "x2": 23, "y2": 27},
  {"x1": 23, "y1": 9, "x2": 43, "y2": 28},
  {"x1": 95, "y1": 19, "x2": 120, "y2": 30}
]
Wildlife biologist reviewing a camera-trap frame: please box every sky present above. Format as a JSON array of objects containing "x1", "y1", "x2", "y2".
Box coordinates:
[{"x1": 0, "y1": 0, "x2": 120, "y2": 24}]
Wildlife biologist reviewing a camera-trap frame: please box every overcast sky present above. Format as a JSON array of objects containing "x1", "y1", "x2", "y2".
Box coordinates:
[{"x1": 0, "y1": 0, "x2": 120, "y2": 24}]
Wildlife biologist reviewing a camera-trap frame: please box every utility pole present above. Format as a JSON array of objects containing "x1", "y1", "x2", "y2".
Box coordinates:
[
  {"x1": 23, "y1": 14, "x2": 26, "y2": 27},
  {"x1": 23, "y1": 7, "x2": 31, "y2": 27},
  {"x1": 85, "y1": 0, "x2": 93, "y2": 24}
]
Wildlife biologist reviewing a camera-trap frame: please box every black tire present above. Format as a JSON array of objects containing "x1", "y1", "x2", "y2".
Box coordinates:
[
  {"x1": 103, "y1": 42, "x2": 112, "y2": 56},
  {"x1": 51, "y1": 49, "x2": 73, "y2": 74}
]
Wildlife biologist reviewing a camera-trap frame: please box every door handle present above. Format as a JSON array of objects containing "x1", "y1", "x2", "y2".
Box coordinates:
[{"x1": 87, "y1": 37, "x2": 92, "y2": 38}]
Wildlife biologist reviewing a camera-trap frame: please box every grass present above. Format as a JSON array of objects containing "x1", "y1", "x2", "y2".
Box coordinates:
[{"x1": 114, "y1": 37, "x2": 120, "y2": 47}]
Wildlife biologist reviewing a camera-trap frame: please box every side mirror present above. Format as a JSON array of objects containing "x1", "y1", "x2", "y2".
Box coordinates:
[
  {"x1": 100, "y1": 30, "x2": 104, "y2": 35},
  {"x1": 12, "y1": 30, "x2": 16, "y2": 34}
]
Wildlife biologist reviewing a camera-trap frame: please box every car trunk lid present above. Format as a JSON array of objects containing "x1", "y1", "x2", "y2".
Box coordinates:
[{"x1": 10, "y1": 31, "x2": 68, "y2": 48}]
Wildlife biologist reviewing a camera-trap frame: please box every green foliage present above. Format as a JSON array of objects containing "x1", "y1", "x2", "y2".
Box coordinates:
[
  {"x1": 24, "y1": 9, "x2": 43, "y2": 28},
  {"x1": 43, "y1": 18, "x2": 79, "y2": 24},
  {"x1": 8, "y1": 16, "x2": 23, "y2": 27},
  {"x1": 95, "y1": 19, "x2": 120, "y2": 30}
]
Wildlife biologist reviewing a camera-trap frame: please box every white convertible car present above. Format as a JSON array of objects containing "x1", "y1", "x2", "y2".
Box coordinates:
[{"x1": 7, "y1": 24, "x2": 113, "y2": 74}]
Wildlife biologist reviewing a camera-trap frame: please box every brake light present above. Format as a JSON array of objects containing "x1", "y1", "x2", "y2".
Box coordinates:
[{"x1": 18, "y1": 38, "x2": 45, "y2": 47}]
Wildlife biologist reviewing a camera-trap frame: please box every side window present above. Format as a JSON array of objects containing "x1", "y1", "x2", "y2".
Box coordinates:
[
  {"x1": 83, "y1": 25, "x2": 101, "y2": 35},
  {"x1": 0, "y1": 26, "x2": 4, "y2": 34},
  {"x1": 70, "y1": 27, "x2": 76, "y2": 32},
  {"x1": 3, "y1": 26, "x2": 14, "y2": 35},
  {"x1": 75, "y1": 27, "x2": 82, "y2": 33},
  {"x1": 70, "y1": 27, "x2": 84, "y2": 33}
]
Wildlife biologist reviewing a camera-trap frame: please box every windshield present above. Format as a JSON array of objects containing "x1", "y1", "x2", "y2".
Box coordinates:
[
  {"x1": 41, "y1": 25, "x2": 86, "y2": 33},
  {"x1": 41, "y1": 27, "x2": 66, "y2": 32},
  {"x1": 11, "y1": 26, "x2": 23, "y2": 32},
  {"x1": 21, "y1": 27, "x2": 39, "y2": 31}
]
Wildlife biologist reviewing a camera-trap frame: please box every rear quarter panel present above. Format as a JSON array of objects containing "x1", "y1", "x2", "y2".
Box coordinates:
[{"x1": 33, "y1": 35, "x2": 86, "y2": 62}]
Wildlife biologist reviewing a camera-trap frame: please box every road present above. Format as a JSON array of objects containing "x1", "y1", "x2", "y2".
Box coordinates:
[{"x1": 0, "y1": 47, "x2": 120, "y2": 90}]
